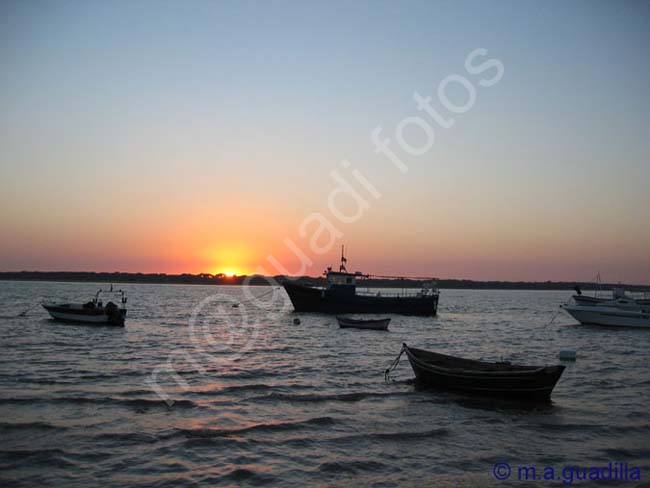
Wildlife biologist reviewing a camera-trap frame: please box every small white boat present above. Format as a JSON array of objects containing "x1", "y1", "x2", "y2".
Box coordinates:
[
  {"x1": 573, "y1": 286, "x2": 650, "y2": 308},
  {"x1": 562, "y1": 302, "x2": 650, "y2": 328},
  {"x1": 572, "y1": 295, "x2": 650, "y2": 307},
  {"x1": 572, "y1": 274, "x2": 650, "y2": 307},
  {"x1": 337, "y1": 316, "x2": 390, "y2": 330},
  {"x1": 43, "y1": 287, "x2": 127, "y2": 326}
]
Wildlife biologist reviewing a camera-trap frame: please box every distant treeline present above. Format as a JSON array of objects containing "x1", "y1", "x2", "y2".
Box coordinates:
[{"x1": 0, "y1": 271, "x2": 648, "y2": 292}]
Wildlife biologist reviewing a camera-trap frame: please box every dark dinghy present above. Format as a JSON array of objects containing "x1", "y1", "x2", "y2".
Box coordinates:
[
  {"x1": 337, "y1": 316, "x2": 390, "y2": 330},
  {"x1": 402, "y1": 344, "x2": 565, "y2": 400}
]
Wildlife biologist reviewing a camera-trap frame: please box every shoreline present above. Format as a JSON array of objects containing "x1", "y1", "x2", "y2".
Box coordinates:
[{"x1": 1, "y1": 272, "x2": 647, "y2": 292}]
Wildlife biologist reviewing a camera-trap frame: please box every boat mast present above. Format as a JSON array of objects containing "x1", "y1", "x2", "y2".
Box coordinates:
[{"x1": 340, "y1": 245, "x2": 347, "y2": 272}]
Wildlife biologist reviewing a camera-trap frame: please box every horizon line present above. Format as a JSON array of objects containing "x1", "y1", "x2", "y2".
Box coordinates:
[{"x1": 1, "y1": 270, "x2": 648, "y2": 288}]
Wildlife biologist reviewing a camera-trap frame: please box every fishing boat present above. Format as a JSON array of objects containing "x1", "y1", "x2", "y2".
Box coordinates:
[
  {"x1": 400, "y1": 344, "x2": 565, "y2": 399},
  {"x1": 337, "y1": 316, "x2": 390, "y2": 330},
  {"x1": 42, "y1": 287, "x2": 127, "y2": 326},
  {"x1": 283, "y1": 247, "x2": 439, "y2": 316},
  {"x1": 562, "y1": 301, "x2": 650, "y2": 328}
]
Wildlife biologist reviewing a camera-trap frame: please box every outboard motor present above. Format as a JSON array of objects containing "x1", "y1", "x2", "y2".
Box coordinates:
[
  {"x1": 104, "y1": 301, "x2": 124, "y2": 326},
  {"x1": 574, "y1": 285, "x2": 582, "y2": 296}
]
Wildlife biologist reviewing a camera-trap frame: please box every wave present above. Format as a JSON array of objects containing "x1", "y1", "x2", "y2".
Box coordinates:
[
  {"x1": 527, "y1": 421, "x2": 650, "y2": 437},
  {"x1": 175, "y1": 426, "x2": 449, "y2": 451},
  {"x1": 206, "y1": 468, "x2": 277, "y2": 485},
  {"x1": 0, "y1": 421, "x2": 64, "y2": 432},
  {"x1": 193, "y1": 383, "x2": 276, "y2": 396},
  {"x1": 599, "y1": 447, "x2": 650, "y2": 459},
  {"x1": 524, "y1": 422, "x2": 600, "y2": 433},
  {"x1": 335, "y1": 427, "x2": 450, "y2": 443},
  {"x1": 195, "y1": 426, "x2": 450, "y2": 448},
  {"x1": 209, "y1": 368, "x2": 278, "y2": 380},
  {"x1": 613, "y1": 423, "x2": 650, "y2": 434},
  {"x1": 2, "y1": 370, "x2": 144, "y2": 385},
  {"x1": 0, "y1": 448, "x2": 107, "y2": 467},
  {"x1": 319, "y1": 459, "x2": 387, "y2": 474},
  {"x1": 172, "y1": 367, "x2": 278, "y2": 380},
  {"x1": 93, "y1": 431, "x2": 160, "y2": 445},
  {"x1": 0, "y1": 448, "x2": 72, "y2": 466},
  {"x1": 249, "y1": 390, "x2": 412, "y2": 403},
  {"x1": 108, "y1": 397, "x2": 196, "y2": 409},
  {"x1": 173, "y1": 416, "x2": 336, "y2": 439},
  {"x1": 0, "y1": 396, "x2": 197, "y2": 409}
]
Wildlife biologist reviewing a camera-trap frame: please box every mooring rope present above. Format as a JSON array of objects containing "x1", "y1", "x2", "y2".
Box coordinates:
[
  {"x1": 232, "y1": 288, "x2": 277, "y2": 307},
  {"x1": 544, "y1": 307, "x2": 562, "y2": 328},
  {"x1": 384, "y1": 345, "x2": 406, "y2": 382},
  {"x1": 0, "y1": 304, "x2": 38, "y2": 319},
  {"x1": 545, "y1": 299, "x2": 572, "y2": 328}
]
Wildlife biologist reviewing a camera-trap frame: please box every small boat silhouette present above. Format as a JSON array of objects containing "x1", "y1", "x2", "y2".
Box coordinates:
[
  {"x1": 42, "y1": 287, "x2": 127, "y2": 326},
  {"x1": 337, "y1": 316, "x2": 390, "y2": 330}
]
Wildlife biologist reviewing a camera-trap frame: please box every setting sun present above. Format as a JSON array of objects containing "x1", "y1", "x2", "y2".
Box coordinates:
[{"x1": 201, "y1": 245, "x2": 256, "y2": 278}]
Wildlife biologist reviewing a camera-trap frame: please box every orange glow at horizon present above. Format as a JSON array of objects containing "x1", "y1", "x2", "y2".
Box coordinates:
[{"x1": 200, "y1": 243, "x2": 259, "y2": 277}]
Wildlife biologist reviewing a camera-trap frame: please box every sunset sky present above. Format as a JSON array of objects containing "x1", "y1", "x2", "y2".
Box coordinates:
[{"x1": 1, "y1": 0, "x2": 649, "y2": 283}]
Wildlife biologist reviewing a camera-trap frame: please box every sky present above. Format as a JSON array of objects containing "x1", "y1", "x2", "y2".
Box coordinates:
[{"x1": 1, "y1": 0, "x2": 649, "y2": 283}]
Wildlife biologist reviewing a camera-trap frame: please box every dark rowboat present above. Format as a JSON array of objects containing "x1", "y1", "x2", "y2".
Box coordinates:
[
  {"x1": 402, "y1": 344, "x2": 565, "y2": 400},
  {"x1": 337, "y1": 316, "x2": 390, "y2": 330}
]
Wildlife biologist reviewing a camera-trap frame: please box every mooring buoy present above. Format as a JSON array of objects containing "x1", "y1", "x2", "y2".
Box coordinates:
[{"x1": 559, "y1": 349, "x2": 577, "y2": 361}]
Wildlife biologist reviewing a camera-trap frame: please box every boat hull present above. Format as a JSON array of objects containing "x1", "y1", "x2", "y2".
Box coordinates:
[
  {"x1": 563, "y1": 305, "x2": 650, "y2": 328},
  {"x1": 573, "y1": 295, "x2": 606, "y2": 306},
  {"x1": 43, "y1": 304, "x2": 126, "y2": 326},
  {"x1": 337, "y1": 317, "x2": 390, "y2": 330},
  {"x1": 283, "y1": 282, "x2": 438, "y2": 316},
  {"x1": 404, "y1": 345, "x2": 565, "y2": 400},
  {"x1": 573, "y1": 295, "x2": 650, "y2": 307}
]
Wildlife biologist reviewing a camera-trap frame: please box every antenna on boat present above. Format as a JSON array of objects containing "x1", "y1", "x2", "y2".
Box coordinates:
[{"x1": 340, "y1": 245, "x2": 347, "y2": 272}]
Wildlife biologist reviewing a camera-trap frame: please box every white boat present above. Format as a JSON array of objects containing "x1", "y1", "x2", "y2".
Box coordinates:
[
  {"x1": 572, "y1": 273, "x2": 650, "y2": 308},
  {"x1": 43, "y1": 287, "x2": 127, "y2": 326},
  {"x1": 573, "y1": 286, "x2": 650, "y2": 308},
  {"x1": 562, "y1": 301, "x2": 650, "y2": 328}
]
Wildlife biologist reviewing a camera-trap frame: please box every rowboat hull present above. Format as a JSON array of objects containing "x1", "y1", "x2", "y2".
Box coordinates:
[
  {"x1": 403, "y1": 344, "x2": 565, "y2": 400},
  {"x1": 563, "y1": 304, "x2": 650, "y2": 328},
  {"x1": 337, "y1": 317, "x2": 390, "y2": 330}
]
